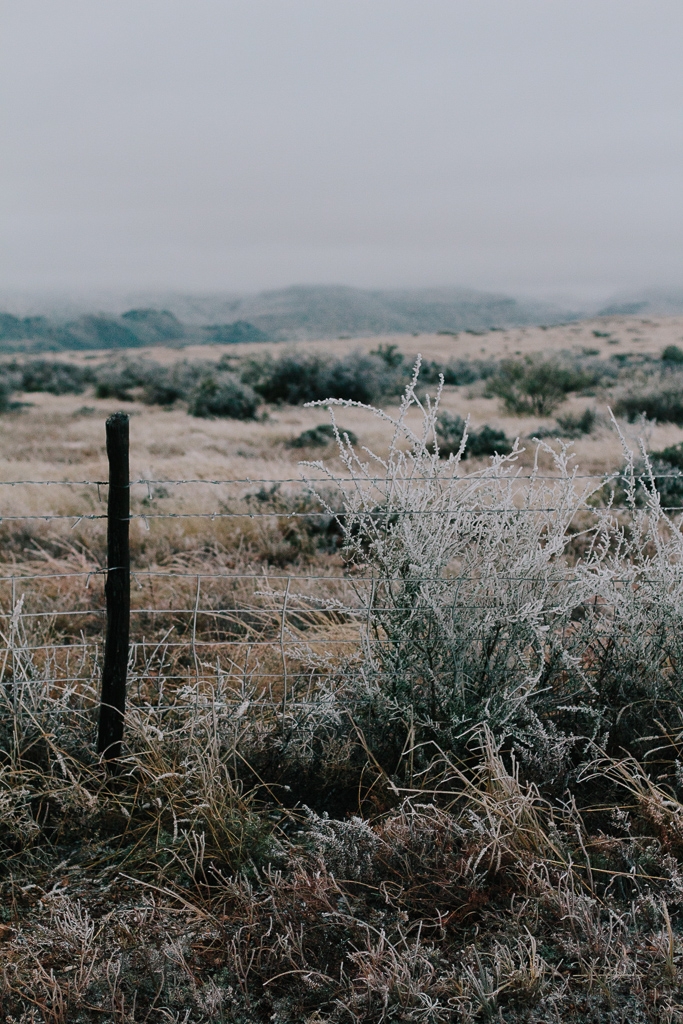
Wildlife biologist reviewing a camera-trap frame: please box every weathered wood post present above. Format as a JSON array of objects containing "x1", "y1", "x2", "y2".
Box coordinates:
[{"x1": 97, "y1": 412, "x2": 130, "y2": 763}]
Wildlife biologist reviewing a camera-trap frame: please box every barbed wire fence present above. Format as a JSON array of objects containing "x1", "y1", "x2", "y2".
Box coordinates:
[{"x1": 2, "y1": 411, "x2": 682, "y2": 770}]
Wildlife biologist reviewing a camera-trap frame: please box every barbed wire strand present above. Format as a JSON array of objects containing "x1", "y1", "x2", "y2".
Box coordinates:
[
  {"x1": 4, "y1": 502, "x2": 683, "y2": 523},
  {"x1": 0, "y1": 567, "x2": 669, "y2": 585},
  {"x1": 2, "y1": 470, "x2": 683, "y2": 486}
]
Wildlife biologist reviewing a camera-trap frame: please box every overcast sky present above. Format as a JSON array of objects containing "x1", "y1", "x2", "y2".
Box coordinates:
[{"x1": 1, "y1": 0, "x2": 682, "y2": 300}]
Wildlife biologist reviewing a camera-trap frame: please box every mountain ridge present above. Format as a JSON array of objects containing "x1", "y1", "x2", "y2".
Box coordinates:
[{"x1": 2, "y1": 283, "x2": 682, "y2": 352}]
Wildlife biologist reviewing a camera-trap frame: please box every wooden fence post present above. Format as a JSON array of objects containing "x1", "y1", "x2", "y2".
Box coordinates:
[{"x1": 97, "y1": 412, "x2": 130, "y2": 763}]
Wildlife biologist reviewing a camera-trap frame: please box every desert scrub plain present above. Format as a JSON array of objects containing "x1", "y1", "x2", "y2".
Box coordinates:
[{"x1": 5, "y1": 317, "x2": 683, "y2": 1020}]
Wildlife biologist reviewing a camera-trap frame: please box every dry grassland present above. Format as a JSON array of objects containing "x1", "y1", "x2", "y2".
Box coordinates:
[{"x1": 4, "y1": 318, "x2": 683, "y2": 1021}]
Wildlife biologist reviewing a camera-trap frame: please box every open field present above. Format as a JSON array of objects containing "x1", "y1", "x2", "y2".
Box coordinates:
[
  {"x1": 4, "y1": 318, "x2": 683, "y2": 1020},
  {"x1": 4, "y1": 313, "x2": 683, "y2": 491}
]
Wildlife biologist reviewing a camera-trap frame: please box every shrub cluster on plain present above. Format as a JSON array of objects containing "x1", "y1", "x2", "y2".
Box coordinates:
[
  {"x1": 3, "y1": 367, "x2": 683, "y2": 1020},
  {"x1": 0, "y1": 340, "x2": 661, "y2": 429}
]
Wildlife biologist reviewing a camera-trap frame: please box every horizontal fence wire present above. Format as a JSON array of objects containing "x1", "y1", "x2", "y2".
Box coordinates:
[
  {"x1": 1, "y1": 471, "x2": 683, "y2": 485},
  {"x1": 0, "y1": 567, "x2": 672, "y2": 582},
  {"x1": 4, "y1": 506, "x2": 683, "y2": 523},
  {"x1": 2, "y1": 461, "x2": 681, "y2": 723},
  {"x1": 0, "y1": 474, "x2": 629, "y2": 485},
  {"x1": 0, "y1": 601, "x2": 633, "y2": 619},
  {"x1": 5, "y1": 634, "x2": 647, "y2": 654}
]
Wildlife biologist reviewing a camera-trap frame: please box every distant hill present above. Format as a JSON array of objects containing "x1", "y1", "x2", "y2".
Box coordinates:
[
  {"x1": 0, "y1": 284, "x2": 585, "y2": 352},
  {"x1": 158, "y1": 285, "x2": 580, "y2": 339},
  {"x1": 0, "y1": 308, "x2": 192, "y2": 353},
  {"x1": 596, "y1": 289, "x2": 683, "y2": 318}
]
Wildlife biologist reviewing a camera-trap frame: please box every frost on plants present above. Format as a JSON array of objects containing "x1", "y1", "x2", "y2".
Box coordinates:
[{"x1": 305, "y1": 362, "x2": 683, "y2": 783}]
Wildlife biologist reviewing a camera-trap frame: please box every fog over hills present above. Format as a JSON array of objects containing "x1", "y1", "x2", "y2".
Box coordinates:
[
  {"x1": 0, "y1": 285, "x2": 582, "y2": 350},
  {"x1": 153, "y1": 285, "x2": 580, "y2": 337},
  {"x1": 595, "y1": 289, "x2": 683, "y2": 318},
  {"x1": 1, "y1": 284, "x2": 683, "y2": 352}
]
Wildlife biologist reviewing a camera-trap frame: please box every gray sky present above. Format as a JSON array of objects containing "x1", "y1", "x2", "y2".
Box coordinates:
[{"x1": 1, "y1": 0, "x2": 682, "y2": 299}]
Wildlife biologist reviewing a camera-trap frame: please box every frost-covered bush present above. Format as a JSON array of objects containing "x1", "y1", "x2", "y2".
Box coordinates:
[
  {"x1": 92, "y1": 357, "x2": 211, "y2": 405},
  {"x1": 304, "y1": 362, "x2": 683, "y2": 777}
]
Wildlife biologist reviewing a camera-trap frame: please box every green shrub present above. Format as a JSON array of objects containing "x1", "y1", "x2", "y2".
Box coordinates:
[
  {"x1": 653, "y1": 441, "x2": 683, "y2": 470},
  {"x1": 325, "y1": 352, "x2": 401, "y2": 403},
  {"x1": 614, "y1": 373, "x2": 683, "y2": 424},
  {"x1": 420, "y1": 357, "x2": 497, "y2": 386},
  {"x1": 486, "y1": 357, "x2": 598, "y2": 416},
  {"x1": 241, "y1": 352, "x2": 326, "y2": 404},
  {"x1": 203, "y1": 320, "x2": 269, "y2": 344},
  {"x1": 16, "y1": 359, "x2": 92, "y2": 395},
  {"x1": 555, "y1": 407, "x2": 596, "y2": 436},
  {"x1": 468, "y1": 423, "x2": 513, "y2": 457},
  {"x1": 140, "y1": 370, "x2": 185, "y2": 406},
  {"x1": 287, "y1": 423, "x2": 358, "y2": 448},
  {"x1": 141, "y1": 361, "x2": 208, "y2": 405},
  {"x1": 662, "y1": 344, "x2": 683, "y2": 363},
  {"x1": 643, "y1": 442, "x2": 683, "y2": 510},
  {"x1": 436, "y1": 412, "x2": 511, "y2": 459},
  {"x1": 92, "y1": 358, "x2": 206, "y2": 404},
  {"x1": 0, "y1": 378, "x2": 15, "y2": 412},
  {"x1": 188, "y1": 372, "x2": 259, "y2": 419},
  {"x1": 369, "y1": 342, "x2": 404, "y2": 368},
  {"x1": 243, "y1": 349, "x2": 403, "y2": 405},
  {"x1": 93, "y1": 360, "x2": 153, "y2": 400}
]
